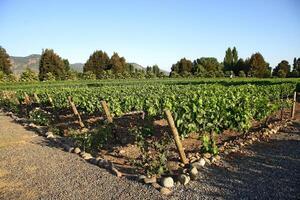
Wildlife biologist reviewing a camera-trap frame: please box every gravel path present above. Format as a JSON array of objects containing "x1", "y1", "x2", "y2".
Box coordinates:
[
  {"x1": 1, "y1": 111, "x2": 300, "y2": 200},
  {"x1": 0, "y1": 113, "x2": 162, "y2": 200}
]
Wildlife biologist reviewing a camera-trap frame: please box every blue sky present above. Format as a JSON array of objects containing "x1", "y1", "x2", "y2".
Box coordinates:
[{"x1": 1, "y1": 0, "x2": 299, "y2": 71}]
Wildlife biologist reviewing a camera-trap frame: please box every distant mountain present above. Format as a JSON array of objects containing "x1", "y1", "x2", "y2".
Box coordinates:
[
  {"x1": 128, "y1": 62, "x2": 169, "y2": 75},
  {"x1": 9, "y1": 55, "x2": 168, "y2": 75},
  {"x1": 70, "y1": 63, "x2": 84, "y2": 72},
  {"x1": 10, "y1": 54, "x2": 40, "y2": 75},
  {"x1": 9, "y1": 54, "x2": 84, "y2": 74}
]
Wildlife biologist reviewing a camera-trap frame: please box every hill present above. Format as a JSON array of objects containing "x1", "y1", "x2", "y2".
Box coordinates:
[{"x1": 9, "y1": 55, "x2": 84, "y2": 74}]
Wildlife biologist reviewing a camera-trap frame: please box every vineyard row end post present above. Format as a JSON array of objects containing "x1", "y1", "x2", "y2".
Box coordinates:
[
  {"x1": 68, "y1": 96, "x2": 85, "y2": 128},
  {"x1": 291, "y1": 92, "x2": 297, "y2": 119},
  {"x1": 164, "y1": 109, "x2": 188, "y2": 165},
  {"x1": 100, "y1": 100, "x2": 113, "y2": 123}
]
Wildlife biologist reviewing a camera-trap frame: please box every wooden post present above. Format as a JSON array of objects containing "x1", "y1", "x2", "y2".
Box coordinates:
[
  {"x1": 68, "y1": 96, "x2": 85, "y2": 128},
  {"x1": 291, "y1": 92, "x2": 297, "y2": 119},
  {"x1": 48, "y1": 96, "x2": 54, "y2": 107},
  {"x1": 164, "y1": 109, "x2": 188, "y2": 164},
  {"x1": 24, "y1": 92, "x2": 31, "y2": 105},
  {"x1": 33, "y1": 93, "x2": 40, "y2": 104},
  {"x1": 100, "y1": 100, "x2": 113, "y2": 123}
]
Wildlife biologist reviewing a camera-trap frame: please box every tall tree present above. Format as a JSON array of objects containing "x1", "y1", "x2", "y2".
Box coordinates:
[
  {"x1": 109, "y1": 52, "x2": 126, "y2": 74},
  {"x1": 39, "y1": 49, "x2": 68, "y2": 81},
  {"x1": 272, "y1": 60, "x2": 291, "y2": 78},
  {"x1": 0, "y1": 46, "x2": 12, "y2": 74},
  {"x1": 193, "y1": 57, "x2": 223, "y2": 77},
  {"x1": 223, "y1": 47, "x2": 233, "y2": 71},
  {"x1": 170, "y1": 58, "x2": 193, "y2": 76},
  {"x1": 232, "y1": 47, "x2": 238, "y2": 66},
  {"x1": 249, "y1": 52, "x2": 271, "y2": 78},
  {"x1": 83, "y1": 50, "x2": 110, "y2": 78}
]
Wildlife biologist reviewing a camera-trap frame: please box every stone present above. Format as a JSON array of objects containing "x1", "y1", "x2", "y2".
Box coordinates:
[
  {"x1": 119, "y1": 149, "x2": 126, "y2": 154},
  {"x1": 189, "y1": 157, "x2": 197, "y2": 163},
  {"x1": 160, "y1": 187, "x2": 172, "y2": 195},
  {"x1": 204, "y1": 157, "x2": 211, "y2": 165},
  {"x1": 97, "y1": 159, "x2": 107, "y2": 167},
  {"x1": 214, "y1": 155, "x2": 221, "y2": 160},
  {"x1": 191, "y1": 158, "x2": 205, "y2": 169},
  {"x1": 179, "y1": 163, "x2": 185, "y2": 167},
  {"x1": 189, "y1": 167, "x2": 198, "y2": 176},
  {"x1": 82, "y1": 153, "x2": 93, "y2": 160},
  {"x1": 46, "y1": 133, "x2": 55, "y2": 139},
  {"x1": 151, "y1": 182, "x2": 161, "y2": 189},
  {"x1": 138, "y1": 175, "x2": 146, "y2": 180},
  {"x1": 144, "y1": 177, "x2": 157, "y2": 184},
  {"x1": 111, "y1": 167, "x2": 122, "y2": 177},
  {"x1": 189, "y1": 167, "x2": 198, "y2": 180},
  {"x1": 161, "y1": 177, "x2": 174, "y2": 188},
  {"x1": 74, "y1": 147, "x2": 81, "y2": 154},
  {"x1": 203, "y1": 153, "x2": 212, "y2": 159},
  {"x1": 178, "y1": 174, "x2": 190, "y2": 185},
  {"x1": 89, "y1": 158, "x2": 98, "y2": 165}
]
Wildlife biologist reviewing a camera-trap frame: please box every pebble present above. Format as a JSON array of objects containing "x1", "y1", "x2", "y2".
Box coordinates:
[
  {"x1": 119, "y1": 149, "x2": 125, "y2": 154},
  {"x1": 203, "y1": 153, "x2": 212, "y2": 159},
  {"x1": 74, "y1": 147, "x2": 81, "y2": 154},
  {"x1": 111, "y1": 167, "x2": 122, "y2": 177},
  {"x1": 178, "y1": 174, "x2": 190, "y2": 185},
  {"x1": 189, "y1": 167, "x2": 198, "y2": 180},
  {"x1": 144, "y1": 177, "x2": 157, "y2": 184},
  {"x1": 161, "y1": 177, "x2": 174, "y2": 188},
  {"x1": 151, "y1": 182, "x2": 161, "y2": 189},
  {"x1": 160, "y1": 187, "x2": 172, "y2": 195}
]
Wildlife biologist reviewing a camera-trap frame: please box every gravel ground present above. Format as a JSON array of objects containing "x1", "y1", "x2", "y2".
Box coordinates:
[{"x1": 0, "y1": 111, "x2": 300, "y2": 200}]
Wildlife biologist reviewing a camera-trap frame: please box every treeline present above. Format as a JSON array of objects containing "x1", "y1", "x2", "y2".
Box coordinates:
[
  {"x1": 1, "y1": 45, "x2": 300, "y2": 83},
  {"x1": 0, "y1": 47, "x2": 166, "y2": 82},
  {"x1": 170, "y1": 47, "x2": 300, "y2": 78}
]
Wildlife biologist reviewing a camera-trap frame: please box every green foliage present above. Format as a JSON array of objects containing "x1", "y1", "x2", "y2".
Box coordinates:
[
  {"x1": 171, "y1": 58, "x2": 193, "y2": 75},
  {"x1": 130, "y1": 126, "x2": 170, "y2": 176},
  {"x1": 83, "y1": 50, "x2": 110, "y2": 78},
  {"x1": 29, "y1": 108, "x2": 52, "y2": 126},
  {"x1": 273, "y1": 60, "x2": 291, "y2": 78},
  {"x1": 201, "y1": 133, "x2": 218, "y2": 155},
  {"x1": 20, "y1": 68, "x2": 39, "y2": 82},
  {"x1": 238, "y1": 70, "x2": 246, "y2": 77},
  {"x1": 0, "y1": 46, "x2": 12, "y2": 75},
  {"x1": 45, "y1": 72, "x2": 56, "y2": 81},
  {"x1": 39, "y1": 49, "x2": 69, "y2": 81},
  {"x1": 249, "y1": 52, "x2": 271, "y2": 78}
]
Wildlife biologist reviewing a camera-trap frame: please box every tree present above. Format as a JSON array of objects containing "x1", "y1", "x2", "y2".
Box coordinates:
[
  {"x1": 39, "y1": 49, "x2": 68, "y2": 81},
  {"x1": 224, "y1": 47, "x2": 233, "y2": 71},
  {"x1": 249, "y1": 52, "x2": 271, "y2": 78},
  {"x1": 170, "y1": 58, "x2": 193, "y2": 75},
  {"x1": 292, "y1": 57, "x2": 300, "y2": 76},
  {"x1": 0, "y1": 46, "x2": 12, "y2": 74},
  {"x1": 20, "y1": 68, "x2": 39, "y2": 82},
  {"x1": 238, "y1": 70, "x2": 246, "y2": 77},
  {"x1": 83, "y1": 50, "x2": 110, "y2": 78},
  {"x1": 272, "y1": 60, "x2": 291, "y2": 78},
  {"x1": 232, "y1": 47, "x2": 238, "y2": 65},
  {"x1": 193, "y1": 57, "x2": 223, "y2": 77},
  {"x1": 235, "y1": 58, "x2": 245, "y2": 75},
  {"x1": 109, "y1": 52, "x2": 126, "y2": 74}
]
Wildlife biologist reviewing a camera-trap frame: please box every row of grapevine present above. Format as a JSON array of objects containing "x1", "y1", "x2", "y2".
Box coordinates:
[{"x1": 0, "y1": 80, "x2": 297, "y2": 137}]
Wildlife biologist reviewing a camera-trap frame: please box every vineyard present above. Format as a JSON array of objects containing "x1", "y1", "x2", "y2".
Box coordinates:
[{"x1": 0, "y1": 78, "x2": 299, "y2": 177}]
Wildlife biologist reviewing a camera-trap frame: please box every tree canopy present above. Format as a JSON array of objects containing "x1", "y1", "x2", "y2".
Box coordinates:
[
  {"x1": 0, "y1": 46, "x2": 12, "y2": 75},
  {"x1": 39, "y1": 49, "x2": 69, "y2": 81}
]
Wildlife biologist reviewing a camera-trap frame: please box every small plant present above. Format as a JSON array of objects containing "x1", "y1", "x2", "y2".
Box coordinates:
[
  {"x1": 130, "y1": 126, "x2": 170, "y2": 177},
  {"x1": 29, "y1": 108, "x2": 52, "y2": 126},
  {"x1": 68, "y1": 124, "x2": 113, "y2": 152},
  {"x1": 201, "y1": 132, "x2": 218, "y2": 155}
]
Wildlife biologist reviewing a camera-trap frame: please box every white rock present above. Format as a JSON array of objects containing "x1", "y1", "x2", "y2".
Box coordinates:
[
  {"x1": 160, "y1": 187, "x2": 172, "y2": 195},
  {"x1": 161, "y1": 177, "x2": 174, "y2": 188},
  {"x1": 178, "y1": 174, "x2": 190, "y2": 185},
  {"x1": 74, "y1": 147, "x2": 81, "y2": 154}
]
